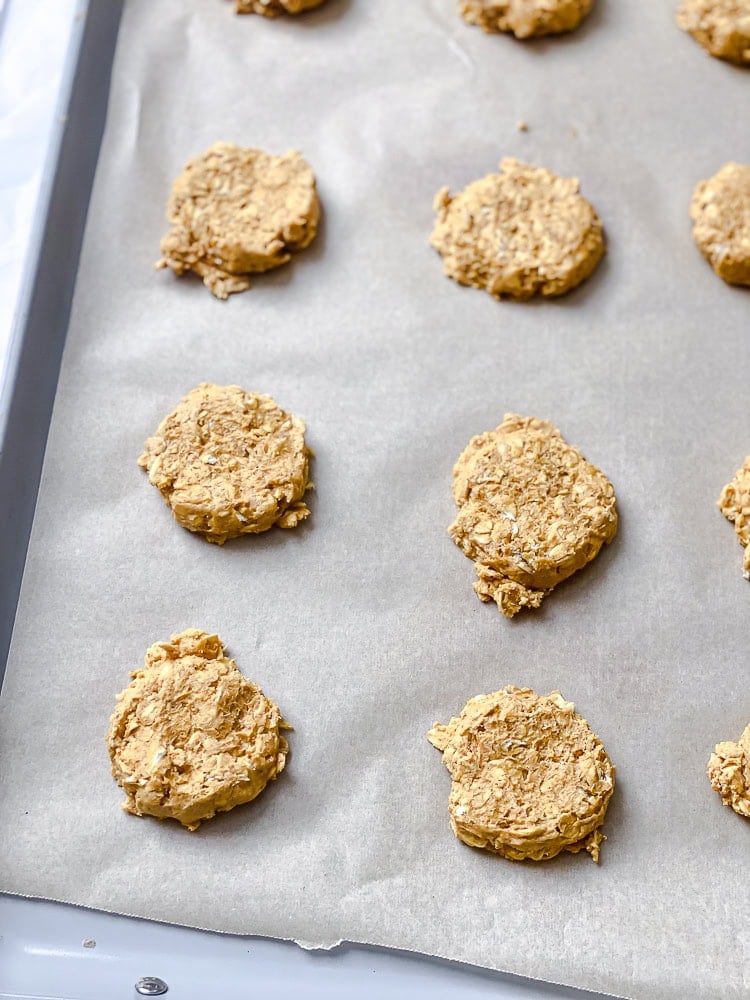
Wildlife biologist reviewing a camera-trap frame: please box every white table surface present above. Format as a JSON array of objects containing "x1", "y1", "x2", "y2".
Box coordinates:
[{"x1": 0, "y1": 0, "x2": 81, "y2": 392}]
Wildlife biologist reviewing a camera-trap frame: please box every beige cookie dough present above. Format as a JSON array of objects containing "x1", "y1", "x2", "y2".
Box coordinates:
[
  {"x1": 708, "y1": 723, "x2": 750, "y2": 818},
  {"x1": 431, "y1": 158, "x2": 604, "y2": 301},
  {"x1": 236, "y1": 0, "x2": 325, "y2": 14},
  {"x1": 677, "y1": 0, "x2": 750, "y2": 63},
  {"x1": 156, "y1": 143, "x2": 320, "y2": 299},
  {"x1": 460, "y1": 0, "x2": 593, "y2": 37},
  {"x1": 718, "y1": 455, "x2": 750, "y2": 575},
  {"x1": 108, "y1": 629, "x2": 289, "y2": 831},
  {"x1": 429, "y1": 686, "x2": 615, "y2": 861},
  {"x1": 690, "y1": 163, "x2": 750, "y2": 287},
  {"x1": 138, "y1": 383, "x2": 312, "y2": 545},
  {"x1": 450, "y1": 414, "x2": 618, "y2": 618}
]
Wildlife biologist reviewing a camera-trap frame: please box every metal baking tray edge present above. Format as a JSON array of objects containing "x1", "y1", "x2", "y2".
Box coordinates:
[
  {"x1": 0, "y1": 4, "x2": 609, "y2": 998},
  {"x1": 0, "y1": 0, "x2": 124, "y2": 678}
]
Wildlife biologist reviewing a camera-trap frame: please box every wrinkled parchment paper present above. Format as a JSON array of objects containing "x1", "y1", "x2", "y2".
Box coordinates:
[{"x1": 1, "y1": 2, "x2": 749, "y2": 997}]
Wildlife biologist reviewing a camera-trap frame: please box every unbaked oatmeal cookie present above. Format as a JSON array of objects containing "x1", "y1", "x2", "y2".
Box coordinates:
[
  {"x1": 429, "y1": 686, "x2": 615, "y2": 861},
  {"x1": 157, "y1": 143, "x2": 319, "y2": 299},
  {"x1": 691, "y1": 163, "x2": 750, "y2": 286},
  {"x1": 677, "y1": 0, "x2": 750, "y2": 63},
  {"x1": 450, "y1": 414, "x2": 617, "y2": 617},
  {"x1": 108, "y1": 629, "x2": 290, "y2": 830},
  {"x1": 431, "y1": 158, "x2": 604, "y2": 300},
  {"x1": 139, "y1": 383, "x2": 312, "y2": 545}
]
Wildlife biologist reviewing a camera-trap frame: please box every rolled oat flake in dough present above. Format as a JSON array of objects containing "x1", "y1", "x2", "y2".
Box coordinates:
[
  {"x1": 156, "y1": 142, "x2": 320, "y2": 299},
  {"x1": 235, "y1": 0, "x2": 325, "y2": 13},
  {"x1": 450, "y1": 414, "x2": 618, "y2": 617},
  {"x1": 138, "y1": 383, "x2": 312, "y2": 545},
  {"x1": 431, "y1": 158, "x2": 604, "y2": 301},
  {"x1": 708, "y1": 722, "x2": 750, "y2": 819},
  {"x1": 428, "y1": 686, "x2": 615, "y2": 862},
  {"x1": 690, "y1": 162, "x2": 750, "y2": 287},
  {"x1": 459, "y1": 0, "x2": 594, "y2": 38},
  {"x1": 677, "y1": 0, "x2": 750, "y2": 63},
  {"x1": 107, "y1": 629, "x2": 290, "y2": 831},
  {"x1": 718, "y1": 454, "x2": 750, "y2": 576}
]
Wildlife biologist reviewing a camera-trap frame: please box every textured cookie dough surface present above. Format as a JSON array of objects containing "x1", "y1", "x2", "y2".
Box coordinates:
[
  {"x1": 718, "y1": 455, "x2": 750, "y2": 576},
  {"x1": 107, "y1": 629, "x2": 289, "y2": 831},
  {"x1": 428, "y1": 686, "x2": 615, "y2": 861},
  {"x1": 236, "y1": 0, "x2": 325, "y2": 14},
  {"x1": 691, "y1": 163, "x2": 750, "y2": 287},
  {"x1": 677, "y1": 0, "x2": 750, "y2": 62},
  {"x1": 156, "y1": 143, "x2": 320, "y2": 299},
  {"x1": 708, "y1": 723, "x2": 750, "y2": 819},
  {"x1": 431, "y1": 158, "x2": 604, "y2": 301},
  {"x1": 460, "y1": 0, "x2": 593, "y2": 37},
  {"x1": 138, "y1": 383, "x2": 312, "y2": 545},
  {"x1": 450, "y1": 414, "x2": 618, "y2": 617}
]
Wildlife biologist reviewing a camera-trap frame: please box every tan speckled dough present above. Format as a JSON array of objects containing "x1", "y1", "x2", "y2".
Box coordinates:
[
  {"x1": 708, "y1": 723, "x2": 750, "y2": 819},
  {"x1": 156, "y1": 143, "x2": 320, "y2": 299},
  {"x1": 690, "y1": 163, "x2": 750, "y2": 287},
  {"x1": 107, "y1": 630, "x2": 289, "y2": 831},
  {"x1": 428, "y1": 686, "x2": 615, "y2": 862},
  {"x1": 677, "y1": 0, "x2": 750, "y2": 63},
  {"x1": 717, "y1": 455, "x2": 750, "y2": 576},
  {"x1": 450, "y1": 414, "x2": 618, "y2": 618},
  {"x1": 460, "y1": 0, "x2": 593, "y2": 37},
  {"x1": 236, "y1": 0, "x2": 325, "y2": 14},
  {"x1": 138, "y1": 383, "x2": 312, "y2": 545},
  {"x1": 431, "y1": 159, "x2": 604, "y2": 301}
]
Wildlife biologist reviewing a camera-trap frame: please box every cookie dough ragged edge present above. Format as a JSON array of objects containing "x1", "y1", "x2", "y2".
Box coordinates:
[
  {"x1": 449, "y1": 414, "x2": 618, "y2": 617},
  {"x1": 107, "y1": 629, "x2": 290, "y2": 830},
  {"x1": 708, "y1": 722, "x2": 750, "y2": 819},
  {"x1": 718, "y1": 456, "x2": 750, "y2": 578},
  {"x1": 428, "y1": 686, "x2": 615, "y2": 861}
]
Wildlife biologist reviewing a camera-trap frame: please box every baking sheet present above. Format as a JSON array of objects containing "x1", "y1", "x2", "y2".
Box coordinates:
[{"x1": 1, "y1": 1, "x2": 749, "y2": 997}]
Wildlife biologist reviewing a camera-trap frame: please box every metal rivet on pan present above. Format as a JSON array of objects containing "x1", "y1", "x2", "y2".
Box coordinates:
[{"x1": 135, "y1": 977, "x2": 169, "y2": 996}]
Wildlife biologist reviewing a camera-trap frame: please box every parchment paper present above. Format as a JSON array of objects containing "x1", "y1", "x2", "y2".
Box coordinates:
[{"x1": 1, "y1": 1, "x2": 749, "y2": 997}]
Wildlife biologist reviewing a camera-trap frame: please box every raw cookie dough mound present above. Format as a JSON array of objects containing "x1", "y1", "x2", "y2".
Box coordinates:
[
  {"x1": 431, "y1": 158, "x2": 604, "y2": 301},
  {"x1": 677, "y1": 0, "x2": 750, "y2": 63},
  {"x1": 428, "y1": 686, "x2": 615, "y2": 861},
  {"x1": 708, "y1": 722, "x2": 750, "y2": 818},
  {"x1": 236, "y1": 0, "x2": 325, "y2": 14},
  {"x1": 460, "y1": 0, "x2": 593, "y2": 38},
  {"x1": 156, "y1": 143, "x2": 320, "y2": 299},
  {"x1": 718, "y1": 455, "x2": 750, "y2": 576},
  {"x1": 107, "y1": 629, "x2": 289, "y2": 831},
  {"x1": 690, "y1": 163, "x2": 750, "y2": 286},
  {"x1": 450, "y1": 414, "x2": 617, "y2": 617},
  {"x1": 138, "y1": 383, "x2": 312, "y2": 545}
]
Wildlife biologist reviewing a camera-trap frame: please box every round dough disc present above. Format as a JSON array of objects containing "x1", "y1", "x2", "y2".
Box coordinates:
[
  {"x1": 431, "y1": 158, "x2": 604, "y2": 301},
  {"x1": 450, "y1": 414, "x2": 618, "y2": 617},
  {"x1": 157, "y1": 142, "x2": 320, "y2": 299},
  {"x1": 691, "y1": 162, "x2": 750, "y2": 287},
  {"x1": 108, "y1": 629, "x2": 289, "y2": 831},
  {"x1": 428, "y1": 686, "x2": 615, "y2": 861},
  {"x1": 138, "y1": 383, "x2": 312, "y2": 545},
  {"x1": 677, "y1": 0, "x2": 750, "y2": 63},
  {"x1": 459, "y1": 0, "x2": 594, "y2": 37}
]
